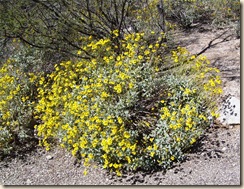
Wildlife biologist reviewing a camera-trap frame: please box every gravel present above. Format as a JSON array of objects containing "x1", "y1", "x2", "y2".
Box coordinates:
[{"x1": 0, "y1": 125, "x2": 240, "y2": 185}]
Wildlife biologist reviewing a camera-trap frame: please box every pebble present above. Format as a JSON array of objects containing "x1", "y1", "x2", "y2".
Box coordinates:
[
  {"x1": 26, "y1": 179, "x2": 32, "y2": 185},
  {"x1": 222, "y1": 147, "x2": 227, "y2": 151},
  {"x1": 46, "y1": 155, "x2": 54, "y2": 160}
]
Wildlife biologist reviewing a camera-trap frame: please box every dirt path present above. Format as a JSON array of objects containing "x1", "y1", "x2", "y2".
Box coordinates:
[
  {"x1": 174, "y1": 26, "x2": 240, "y2": 98},
  {"x1": 0, "y1": 27, "x2": 240, "y2": 185}
]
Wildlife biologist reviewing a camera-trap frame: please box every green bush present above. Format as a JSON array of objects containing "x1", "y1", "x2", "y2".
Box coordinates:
[
  {"x1": 6, "y1": 40, "x2": 66, "y2": 74},
  {"x1": 35, "y1": 32, "x2": 222, "y2": 176},
  {"x1": 0, "y1": 59, "x2": 37, "y2": 155}
]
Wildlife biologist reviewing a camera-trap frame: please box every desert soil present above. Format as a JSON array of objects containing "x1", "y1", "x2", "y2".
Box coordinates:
[{"x1": 0, "y1": 25, "x2": 240, "y2": 185}]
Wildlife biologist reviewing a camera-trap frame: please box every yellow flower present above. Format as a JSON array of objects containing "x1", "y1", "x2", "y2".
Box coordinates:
[
  {"x1": 83, "y1": 169, "x2": 88, "y2": 176},
  {"x1": 199, "y1": 114, "x2": 207, "y2": 120},
  {"x1": 46, "y1": 146, "x2": 50, "y2": 151},
  {"x1": 101, "y1": 91, "x2": 109, "y2": 98},
  {"x1": 116, "y1": 56, "x2": 121, "y2": 61},
  {"x1": 77, "y1": 50, "x2": 82, "y2": 55},
  {"x1": 215, "y1": 76, "x2": 222, "y2": 84},
  {"x1": 153, "y1": 144, "x2": 158, "y2": 150},
  {"x1": 39, "y1": 77, "x2": 45, "y2": 85},
  {"x1": 183, "y1": 88, "x2": 191, "y2": 95},
  {"x1": 103, "y1": 119, "x2": 109, "y2": 126},
  {"x1": 126, "y1": 156, "x2": 131, "y2": 163},
  {"x1": 174, "y1": 57, "x2": 178, "y2": 63},
  {"x1": 138, "y1": 55, "x2": 143, "y2": 60},
  {"x1": 127, "y1": 82, "x2": 133, "y2": 89},
  {"x1": 107, "y1": 137, "x2": 113, "y2": 145},
  {"x1": 186, "y1": 117, "x2": 192, "y2": 128},
  {"x1": 119, "y1": 72, "x2": 128, "y2": 80},
  {"x1": 190, "y1": 138, "x2": 196, "y2": 144},
  {"x1": 150, "y1": 151, "x2": 155, "y2": 157},
  {"x1": 116, "y1": 170, "x2": 122, "y2": 177},
  {"x1": 113, "y1": 163, "x2": 119, "y2": 169},
  {"x1": 103, "y1": 56, "x2": 110, "y2": 63},
  {"x1": 147, "y1": 145, "x2": 152, "y2": 151},
  {"x1": 28, "y1": 73, "x2": 37, "y2": 83},
  {"x1": 216, "y1": 88, "x2": 223, "y2": 94},
  {"x1": 144, "y1": 50, "x2": 150, "y2": 55},
  {"x1": 123, "y1": 131, "x2": 130, "y2": 139},
  {"x1": 117, "y1": 117, "x2": 123, "y2": 124},
  {"x1": 114, "y1": 84, "x2": 122, "y2": 94},
  {"x1": 88, "y1": 153, "x2": 94, "y2": 159},
  {"x1": 209, "y1": 79, "x2": 215, "y2": 87},
  {"x1": 113, "y1": 30, "x2": 119, "y2": 37}
]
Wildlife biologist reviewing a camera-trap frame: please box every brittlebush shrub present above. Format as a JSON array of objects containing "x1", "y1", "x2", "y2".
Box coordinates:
[
  {"x1": 0, "y1": 59, "x2": 37, "y2": 155},
  {"x1": 35, "y1": 32, "x2": 222, "y2": 176}
]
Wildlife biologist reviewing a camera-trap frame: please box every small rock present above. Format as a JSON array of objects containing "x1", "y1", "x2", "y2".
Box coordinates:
[
  {"x1": 222, "y1": 147, "x2": 227, "y2": 151},
  {"x1": 201, "y1": 152, "x2": 205, "y2": 156},
  {"x1": 217, "y1": 96, "x2": 240, "y2": 126},
  {"x1": 46, "y1": 155, "x2": 53, "y2": 160},
  {"x1": 26, "y1": 179, "x2": 32, "y2": 185}
]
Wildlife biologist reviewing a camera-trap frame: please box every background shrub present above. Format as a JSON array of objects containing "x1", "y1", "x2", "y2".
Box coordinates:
[
  {"x1": 164, "y1": 0, "x2": 240, "y2": 29},
  {"x1": 0, "y1": 59, "x2": 37, "y2": 156}
]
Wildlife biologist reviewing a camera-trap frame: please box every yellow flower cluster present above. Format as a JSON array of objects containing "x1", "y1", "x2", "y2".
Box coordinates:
[
  {"x1": 35, "y1": 32, "x2": 222, "y2": 175},
  {"x1": 140, "y1": 46, "x2": 223, "y2": 168},
  {"x1": 35, "y1": 31, "x2": 167, "y2": 174},
  {"x1": 143, "y1": 83, "x2": 211, "y2": 168},
  {"x1": 169, "y1": 47, "x2": 222, "y2": 112}
]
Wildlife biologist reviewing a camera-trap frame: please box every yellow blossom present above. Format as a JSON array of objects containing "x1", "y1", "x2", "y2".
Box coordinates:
[{"x1": 114, "y1": 84, "x2": 122, "y2": 94}]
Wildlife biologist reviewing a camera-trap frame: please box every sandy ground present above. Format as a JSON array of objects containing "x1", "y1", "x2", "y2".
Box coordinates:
[{"x1": 0, "y1": 26, "x2": 241, "y2": 186}]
